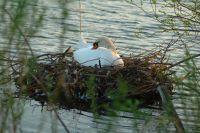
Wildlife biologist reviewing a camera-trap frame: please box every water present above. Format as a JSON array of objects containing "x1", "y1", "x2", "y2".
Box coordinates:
[{"x1": 0, "y1": 0, "x2": 200, "y2": 132}]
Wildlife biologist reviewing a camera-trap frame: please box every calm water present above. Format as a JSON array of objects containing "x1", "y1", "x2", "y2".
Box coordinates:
[{"x1": 1, "y1": 0, "x2": 200, "y2": 132}]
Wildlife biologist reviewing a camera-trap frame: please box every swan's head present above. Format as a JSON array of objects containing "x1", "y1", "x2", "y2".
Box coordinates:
[{"x1": 93, "y1": 37, "x2": 117, "y2": 52}]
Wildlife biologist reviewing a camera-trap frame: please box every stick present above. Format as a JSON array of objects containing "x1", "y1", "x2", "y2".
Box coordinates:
[
  {"x1": 167, "y1": 54, "x2": 200, "y2": 70},
  {"x1": 157, "y1": 85, "x2": 185, "y2": 133},
  {"x1": 54, "y1": 110, "x2": 70, "y2": 133}
]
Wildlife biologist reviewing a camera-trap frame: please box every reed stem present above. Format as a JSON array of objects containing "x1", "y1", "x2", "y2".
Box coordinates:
[{"x1": 79, "y1": 0, "x2": 82, "y2": 35}]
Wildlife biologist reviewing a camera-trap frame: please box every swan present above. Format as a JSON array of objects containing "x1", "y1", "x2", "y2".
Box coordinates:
[{"x1": 73, "y1": 36, "x2": 124, "y2": 67}]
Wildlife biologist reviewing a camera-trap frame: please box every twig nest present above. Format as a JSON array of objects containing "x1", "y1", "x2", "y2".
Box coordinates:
[{"x1": 13, "y1": 50, "x2": 173, "y2": 111}]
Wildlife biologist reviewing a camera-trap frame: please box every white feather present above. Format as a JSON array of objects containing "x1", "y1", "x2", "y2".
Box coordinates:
[{"x1": 73, "y1": 36, "x2": 124, "y2": 67}]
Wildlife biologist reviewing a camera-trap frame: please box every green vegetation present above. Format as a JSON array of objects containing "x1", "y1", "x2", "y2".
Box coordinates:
[
  {"x1": 127, "y1": 0, "x2": 200, "y2": 132},
  {"x1": 0, "y1": 0, "x2": 69, "y2": 133}
]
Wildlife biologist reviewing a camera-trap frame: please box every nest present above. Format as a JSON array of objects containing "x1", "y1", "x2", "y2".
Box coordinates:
[{"x1": 13, "y1": 48, "x2": 173, "y2": 112}]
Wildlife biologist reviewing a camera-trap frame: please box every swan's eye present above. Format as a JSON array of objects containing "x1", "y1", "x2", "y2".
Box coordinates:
[{"x1": 92, "y1": 41, "x2": 99, "y2": 49}]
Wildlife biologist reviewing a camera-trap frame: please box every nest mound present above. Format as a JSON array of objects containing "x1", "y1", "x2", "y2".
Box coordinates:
[{"x1": 14, "y1": 49, "x2": 173, "y2": 112}]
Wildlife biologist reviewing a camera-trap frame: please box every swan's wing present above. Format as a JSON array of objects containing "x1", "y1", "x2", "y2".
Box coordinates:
[
  {"x1": 100, "y1": 49, "x2": 124, "y2": 67},
  {"x1": 74, "y1": 47, "x2": 102, "y2": 66}
]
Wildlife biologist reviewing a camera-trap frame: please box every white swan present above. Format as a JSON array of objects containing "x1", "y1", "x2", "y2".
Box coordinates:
[{"x1": 73, "y1": 36, "x2": 124, "y2": 67}]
